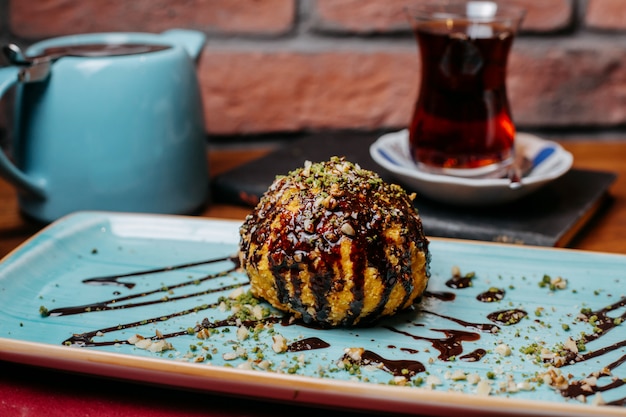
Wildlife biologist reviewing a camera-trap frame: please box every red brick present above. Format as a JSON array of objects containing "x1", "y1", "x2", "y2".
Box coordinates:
[
  {"x1": 585, "y1": 0, "x2": 626, "y2": 31},
  {"x1": 312, "y1": 0, "x2": 416, "y2": 33},
  {"x1": 508, "y1": 40, "x2": 626, "y2": 127},
  {"x1": 513, "y1": 0, "x2": 573, "y2": 32},
  {"x1": 198, "y1": 49, "x2": 419, "y2": 135},
  {"x1": 198, "y1": 40, "x2": 626, "y2": 135},
  {"x1": 10, "y1": 0, "x2": 295, "y2": 39},
  {"x1": 312, "y1": 0, "x2": 572, "y2": 34}
]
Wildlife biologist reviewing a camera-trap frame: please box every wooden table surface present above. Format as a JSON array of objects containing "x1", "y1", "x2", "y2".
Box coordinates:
[{"x1": 0, "y1": 139, "x2": 625, "y2": 417}]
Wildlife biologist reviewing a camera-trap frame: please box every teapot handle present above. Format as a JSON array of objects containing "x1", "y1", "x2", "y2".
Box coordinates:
[
  {"x1": 0, "y1": 65, "x2": 46, "y2": 199},
  {"x1": 159, "y1": 29, "x2": 206, "y2": 61}
]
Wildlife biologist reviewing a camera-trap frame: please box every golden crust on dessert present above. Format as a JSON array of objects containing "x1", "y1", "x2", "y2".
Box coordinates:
[{"x1": 239, "y1": 157, "x2": 430, "y2": 327}]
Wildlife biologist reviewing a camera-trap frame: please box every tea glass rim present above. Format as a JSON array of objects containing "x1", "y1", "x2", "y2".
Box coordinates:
[{"x1": 406, "y1": 1, "x2": 526, "y2": 25}]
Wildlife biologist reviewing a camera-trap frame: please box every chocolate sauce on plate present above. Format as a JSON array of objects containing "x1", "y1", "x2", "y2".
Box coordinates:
[{"x1": 41, "y1": 255, "x2": 626, "y2": 407}]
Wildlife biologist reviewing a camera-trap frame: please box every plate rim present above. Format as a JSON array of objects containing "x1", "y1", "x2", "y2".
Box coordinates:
[{"x1": 1, "y1": 337, "x2": 622, "y2": 417}]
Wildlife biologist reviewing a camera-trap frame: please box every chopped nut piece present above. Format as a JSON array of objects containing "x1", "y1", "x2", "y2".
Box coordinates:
[
  {"x1": 467, "y1": 374, "x2": 481, "y2": 385},
  {"x1": 449, "y1": 370, "x2": 467, "y2": 381},
  {"x1": 135, "y1": 338, "x2": 152, "y2": 350},
  {"x1": 237, "y1": 361, "x2": 253, "y2": 370},
  {"x1": 592, "y1": 393, "x2": 606, "y2": 406},
  {"x1": 540, "y1": 348, "x2": 556, "y2": 361},
  {"x1": 495, "y1": 343, "x2": 512, "y2": 357},
  {"x1": 251, "y1": 304, "x2": 265, "y2": 320},
  {"x1": 344, "y1": 347, "x2": 364, "y2": 362},
  {"x1": 541, "y1": 368, "x2": 570, "y2": 391},
  {"x1": 148, "y1": 339, "x2": 172, "y2": 353},
  {"x1": 236, "y1": 325, "x2": 249, "y2": 341},
  {"x1": 476, "y1": 380, "x2": 492, "y2": 396},
  {"x1": 393, "y1": 376, "x2": 409, "y2": 385},
  {"x1": 340, "y1": 222, "x2": 355, "y2": 236},
  {"x1": 425, "y1": 375, "x2": 442, "y2": 388},
  {"x1": 451, "y1": 266, "x2": 461, "y2": 277},
  {"x1": 552, "y1": 276, "x2": 567, "y2": 290},
  {"x1": 196, "y1": 328, "x2": 211, "y2": 339},
  {"x1": 229, "y1": 287, "x2": 245, "y2": 300},
  {"x1": 563, "y1": 337, "x2": 578, "y2": 354},
  {"x1": 272, "y1": 334, "x2": 288, "y2": 353},
  {"x1": 582, "y1": 376, "x2": 597, "y2": 387}
]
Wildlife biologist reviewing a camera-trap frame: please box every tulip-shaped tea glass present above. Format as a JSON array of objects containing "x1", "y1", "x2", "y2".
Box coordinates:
[{"x1": 407, "y1": 1, "x2": 525, "y2": 178}]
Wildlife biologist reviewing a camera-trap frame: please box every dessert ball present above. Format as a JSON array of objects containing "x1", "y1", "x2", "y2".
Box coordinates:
[{"x1": 239, "y1": 157, "x2": 430, "y2": 327}]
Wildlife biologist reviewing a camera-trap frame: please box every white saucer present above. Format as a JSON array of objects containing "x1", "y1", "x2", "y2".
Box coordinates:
[{"x1": 369, "y1": 130, "x2": 573, "y2": 206}]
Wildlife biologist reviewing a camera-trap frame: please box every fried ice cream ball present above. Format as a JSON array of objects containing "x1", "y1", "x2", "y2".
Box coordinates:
[{"x1": 238, "y1": 157, "x2": 430, "y2": 327}]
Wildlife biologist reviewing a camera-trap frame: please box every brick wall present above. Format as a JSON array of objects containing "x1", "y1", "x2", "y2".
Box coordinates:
[{"x1": 3, "y1": 0, "x2": 626, "y2": 141}]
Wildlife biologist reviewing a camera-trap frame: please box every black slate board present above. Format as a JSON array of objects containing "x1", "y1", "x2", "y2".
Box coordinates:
[{"x1": 211, "y1": 131, "x2": 616, "y2": 247}]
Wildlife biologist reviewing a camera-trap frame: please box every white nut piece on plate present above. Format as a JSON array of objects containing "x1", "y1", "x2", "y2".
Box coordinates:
[
  {"x1": 237, "y1": 325, "x2": 249, "y2": 341},
  {"x1": 564, "y1": 337, "x2": 578, "y2": 354},
  {"x1": 425, "y1": 375, "x2": 442, "y2": 388},
  {"x1": 272, "y1": 334, "x2": 288, "y2": 353},
  {"x1": 494, "y1": 343, "x2": 512, "y2": 357},
  {"x1": 476, "y1": 380, "x2": 492, "y2": 396}
]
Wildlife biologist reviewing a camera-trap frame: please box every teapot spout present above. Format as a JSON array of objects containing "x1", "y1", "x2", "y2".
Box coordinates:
[{"x1": 159, "y1": 29, "x2": 206, "y2": 60}]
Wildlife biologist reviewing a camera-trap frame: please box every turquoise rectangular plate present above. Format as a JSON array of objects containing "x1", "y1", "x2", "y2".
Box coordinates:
[{"x1": 1, "y1": 211, "x2": 625, "y2": 416}]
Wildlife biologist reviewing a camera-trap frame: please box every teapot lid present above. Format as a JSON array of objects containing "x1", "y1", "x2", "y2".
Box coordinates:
[
  {"x1": 4, "y1": 42, "x2": 173, "y2": 83},
  {"x1": 4, "y1": 42, "x2": 170, "y2": 66},
  {"x1": 39, "y1": 43, "x2": 171, "y2": 58}
]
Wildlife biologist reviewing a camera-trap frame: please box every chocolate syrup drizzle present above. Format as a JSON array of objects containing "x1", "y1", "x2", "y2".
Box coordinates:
[
  {"x1": 47, "y1": 256, "x2": 239, "y2": 317},
  {"x1": 81, "y1": 256, "x2": 239, "y2": 289},
  {"x1": 288, "y1": 337, "x2": 330, "y2": 352},
  {"x1": 385, "y1": 326, "x2": 480, "y2": 361},
  {"x1": 476, "y1": 287, "x2": 505, "y2": 303},
  {"x1": 341, "y1": 349, "x2": 425, "y2": 379},
  {"x1": 445, "y1": 274, "x2": 473, "y2": 289},
  {"x1": 422, "y1": 309, "x2": 500, "y2": 333},
  {"x1": 546, "y1": 296, "x2": 626, "y2": 404},
  {"x1": 43, "y1": 261, "x2": 626, "y2": 407}
]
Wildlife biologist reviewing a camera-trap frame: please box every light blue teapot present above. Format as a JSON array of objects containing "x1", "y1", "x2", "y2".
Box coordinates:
[{"x1": 0, "y1": 29, "x2": 209, "y2": 223}]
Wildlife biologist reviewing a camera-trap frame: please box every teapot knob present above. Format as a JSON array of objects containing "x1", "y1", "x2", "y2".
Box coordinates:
[{"x1": 158, "y1": 29, "x2": 206, "y2": 60}]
